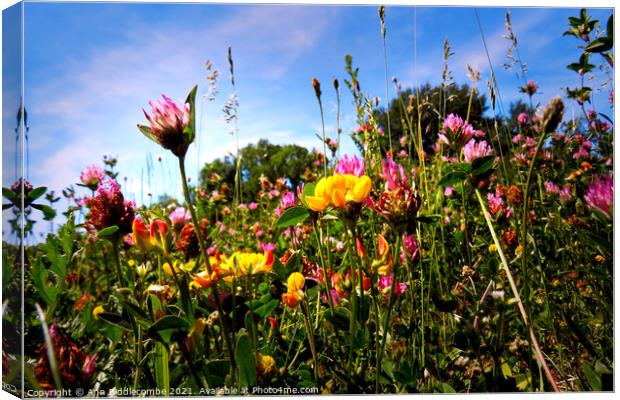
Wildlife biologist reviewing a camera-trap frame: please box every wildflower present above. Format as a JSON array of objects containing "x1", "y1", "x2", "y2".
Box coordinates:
[
  {"x1": 92, "y1": 305, "x2": 104, "y2": 320},
  {"x1": 139, "y1": 86, "x2": 197, "y2": 158},
  {"x1": 169, "y1": 207, "x2": 190, "y2": 229},
  {"x1": 34, "y1": 322, "x2": 97, "y2": 393},
  {"x1": 258, "y1": 354, "x2": 276, "y2": 376},
  {"x1": 584, "y1": 174, "x2": 613, "y2": 219},
  {"x1": 502, "y1": 227, "x2": 518, "y2": 247},
  {"x1": 517, "y1": 112, "x2": 528, "y2": 126},
  {"x1": 506, "y1": 185, "x2": 523, "y2": 206},
  {"x1": 444, "y1": 186, "x2": 454, "y2": 197},
  {"x1": 438, "y1": 114, "x2": 475, "y2": 151},
  {"x1": 248, "y1": 202, "x2": 258, "y2": 210},
  {"x1": 488, "y1": 244, "x2": 497, "y2": 252},
  {"x1": 487, "y1": 191, "x2": 504, "y2": 216},
  {"x1": 275, "y1": 191, "x2": 297, "y2": 217},
  {"x1": 186, "y1": 318, "x2": 207, "y2": 350},
  {"x1": 145, "y1": 284, "x2": 173, "y2": 302},
  {"x1": 370, "y1": 157, "x2": 422, "y2": 228},
  {"x1": 334, "y1": 154, "x2": 365, "y2": 177},
  {"x1": 220, "y1": 251, "x2": 274, "y2": 278},
  {"x1": 304, "y1": 174, "x2": 371, "y2": 212},
  {"x1": 136, "y1": 263, "x2": 149, "y2": 278},
  {"x1": 163, "y1": 261, "x2": 182, "y2": 277},
  {"x1": 401, "y1": 232, "x2": 419, "y2": 262},
  {"x1": 520, "y1": 80, "x2": 539, "y2": 96},
  {"x1": 85, "y1": 178, "x2": 135, "y2": 235},
  {"x1": 463, "y1": 139, "x2": 493, "y2": 163},
  {"x1": 79, "y1": 165, "x2": 106, "y2": 191},
  {"x1": 372, "y1": 234, "x2": 394, "y2": 276},
  {"x1": 378, "y1": 275, "x2": 408, "y2": 299},
  {"x1": 281, "y1": 272, "x2": 306, "y2": 309},
  {"x1": 74, "y1": 292, "x2": 91, "y2": 312},
  {"x1": 176, "y1": 219, "x2": 209, "y2": 260}
]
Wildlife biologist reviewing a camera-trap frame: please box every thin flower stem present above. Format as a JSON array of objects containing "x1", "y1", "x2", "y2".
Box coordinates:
[
  {"x1": 313, "y1": 221, "x2": 334, "y2": 313},
  {"x1": 301, "y1": 299, "x2": 319, "y2": 385},
  {"x1": 474, "y1": 188, "x2": 560, "y2": 392},
  {"x1": 112, "y1": 239, "x2": 124, "y2": 287},
  {"x1": 178, "y1": 156, "x2": 236, "y2": 372}
]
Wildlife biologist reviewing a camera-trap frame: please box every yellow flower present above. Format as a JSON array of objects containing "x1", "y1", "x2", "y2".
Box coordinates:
[
  {"x1": 488, "y1": 244, "x2": 497, "y2": 253},
  {"x1": 282, "y1": 272, "x2": 306, "y2": 308},
  {"x1": 287, "y1": 272, "x2": 305, "y2": 292},
  {"x1": 92, "y1": 305, "x2": 105, "y2": 320},
  {"x1": 187, "y1": 318, "x2": 207, "y2": 350},
  {"x1": 163, "y1": 261, "x2": 182, "y2": 277},
  {"x1": 258, "y1": 354, "x2": 276, "y2": 375},
  {"x1": 220, "y1": 251, "x2": 274, "y2": 280},
  {"x1": 304, "y1": 174, "x2": 371, "y2": 212},
  {"x1": 128, "y1": 259, "x2": 136, "y2": 267}
]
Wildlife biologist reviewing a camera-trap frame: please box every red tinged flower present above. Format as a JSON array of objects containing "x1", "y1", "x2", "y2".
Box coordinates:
[
  {"x1": 176, "y1": 219, "x2": 209, "y2": 260},
  {"x1": 34, "y1": 322, "x2": 97, "y2": 393},
  {"x1": 356, "y1": 236, "x2": 368, "y2": 259},
  {"x1": 85, "y1": 178, "x2": 134, "y2": 235},
  {"x1": 267, "y1": 316, "x2": 278, "y2": 330}
]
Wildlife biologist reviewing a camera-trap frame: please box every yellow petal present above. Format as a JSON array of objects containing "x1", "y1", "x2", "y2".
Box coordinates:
[
  {"x1": 287, "y1": 272, "x2": 306, "y2": 292},
  {"x1": 305, "y1": 195, "x2": 328, "y2": 211},
  {"x1": 331, "y1": 188, "x2": 346, "y2": 208},
  {"x1": 351, "y1": 175, "x2": 372, "y2": 202}
]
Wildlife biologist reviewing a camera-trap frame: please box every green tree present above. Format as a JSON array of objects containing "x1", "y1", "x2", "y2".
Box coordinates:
[
  {"x1": 199, "y1": 139, "x2": 315, "y2": 201},
  {"x1": 373, "y1": 83, "x2": 490, "y2": 154}
]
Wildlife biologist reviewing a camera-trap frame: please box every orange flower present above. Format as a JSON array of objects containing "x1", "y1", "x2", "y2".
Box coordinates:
[
  {"x1": 132, "y1": 218, "x2": 154, "y2": 252},
  {"x1": 372, "y1": 234, "x2": 394, "y2": 276}
]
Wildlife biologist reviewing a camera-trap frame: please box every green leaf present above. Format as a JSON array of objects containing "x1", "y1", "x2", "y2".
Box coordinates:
[
  {"x1": 515, "y1": 373, "x2": 532, "y2": 391},
  {"x1": 154, "y1": 343, "x2": 170, "y2": 396},
  {"x1": 204, "y1": 360, "x2": 230, "y2": 387},
  {"x1": 299, "y1": 183, "x2": 315, "y2": 208},
  {"x1": 28, "y1": 186, "x2": 47, "y2": 201},
  {"x1": 234, "y1": 332, "x2": 256, "y2": 387},
  {"x1": 583, "y1": 362, "x2": 602, "y2": 391},
  {"x1": 251, "y1": 298, "x2": 279, "y2": 319},
  {"x1": 606, "y1": 15, "x2": 613, "y2": 40},
  {"x1": 435, "y1": 382, "x2": 456, "y2": 393},
  {"x1": 438, "y1": 171, "x2": 466, "y2": 187},
  {"x1": 97, "y1": 225, "x2": 119, "y2": 237},
  {"x1": 137, "y1": 124, "x2": 157, "y2": 143},
  {"x1": 120, "y1": 301, "x2": 150, "y2": 324},
  {"x1": 471, "y1": 155, "x2": 496, "y2": 176},
  {"x1": 98, "y1": 312, "x2": 131, "y2": 331},
  {"x1": 2, "y1": 188, "x2": 16, "y2": 201},
  {"x1": 276, "y1": 206, "x2": 309, "y2": 228},
  {"x1": 148, "y1": 315, "x2": 190, "y2": 343},
  {"x1": 585, "y1": 37, "x2": 613, "y2": 53},
  {"x1": 183, "y1": 85, "x2": 198, "y2": 144},
  {"x1": 31, "y1": 204, "x2": 56, "y2": 220}
]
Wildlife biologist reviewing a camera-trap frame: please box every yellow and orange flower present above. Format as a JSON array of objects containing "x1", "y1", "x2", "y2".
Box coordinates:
[
  {"x1": 281, "y1": 272, "x2": 306, "y2": 308},
  {"x1": 304, "y1": 174, "x2": 372, "y2": 212},
  {"x1": 371, "y1": 234, "x2": 394, "y2": 276},
  {"x1": 132, "y1": 218, "x2": 169, "y2": 254}
]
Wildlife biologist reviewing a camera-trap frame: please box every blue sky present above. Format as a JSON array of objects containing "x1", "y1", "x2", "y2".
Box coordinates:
[{"x1": 2, "y1": 2, "x2": 614, "y2": 238}]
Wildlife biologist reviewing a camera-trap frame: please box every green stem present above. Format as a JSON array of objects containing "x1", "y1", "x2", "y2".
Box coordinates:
[
  {"x1": 112, "y1": 239, "x2": 124, "y2": 287},
  {"x1": 375, "y1": 234, "x2": 401, "y2": 393},
  {"x1": 178, "y1": 156, "x2": 236, "y2": 372},
  {"x1": 474, "y1": 188, "x2": 560, "y2": 392},
  {"x1": 313, "y1": 221, "x2": 334, "y2": 313},
  {"x1": 301, "y1": 300, "x2": 319, "y2": 385}
]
